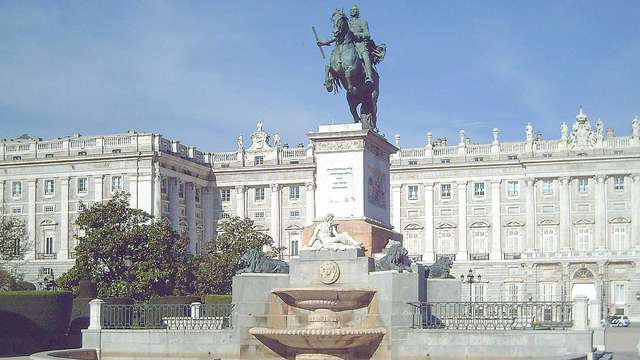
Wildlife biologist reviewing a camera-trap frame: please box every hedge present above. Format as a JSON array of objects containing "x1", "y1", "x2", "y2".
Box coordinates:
[
  {"x1": 204, "y1": 294, "x2": 232, "y2": 304},
  {"x1": 148, "y1": 295, "x2": 202, "y2": 304},
  {"x1": 0, "y1": 291, "x2": 73, "y2": 355}
]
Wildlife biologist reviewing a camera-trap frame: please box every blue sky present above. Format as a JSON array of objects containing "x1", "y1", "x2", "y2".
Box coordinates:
[{"x1": 1, "y1": 1, "x2": 639, "y2": 151}]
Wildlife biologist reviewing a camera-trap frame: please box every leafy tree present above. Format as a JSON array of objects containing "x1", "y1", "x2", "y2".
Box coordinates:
[
  {"x1": 56, "y1": 192, "x2": 194, "y2": 300},
  {"x1": 0, "y1": 217, "x2": 30, "y2": 283},
  {"x1": 195, "y1": 217, "x2": 278, "y2": 295}
]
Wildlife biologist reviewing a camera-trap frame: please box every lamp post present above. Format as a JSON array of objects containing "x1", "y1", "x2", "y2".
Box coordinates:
[{"x1": 460, "y1": 268, "x2": 482, "y2": 302}]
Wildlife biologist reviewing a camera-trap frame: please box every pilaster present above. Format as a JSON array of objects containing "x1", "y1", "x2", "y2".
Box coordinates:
[
  {"x1": 94, "y1": 175, "x2": 103, "y2": 203},
  {"x1": 186, "y1": 183, "x2": 197, "y2": 253},
  {"x1": 525, "y1": 178, "x2": 536, "y2": 253},
  {"x1": 594, "y1": 175, "x2": 607, "y2": 250},
  {"x1": 559, "y1": 177, "x2": 572, "y2": 251},
  {"x1": 490, "y1": 180, "x2": 502, "y2": 260},
  {"x1": 456, "y1": 181, "x2": 468, "y2": 260},
  {"x1": 203, "y1": 187, "x2": 214, "y2": 244},
  {"x1": 423, "y1": 181, "x2": 434, "y2": 262},
  {"x1": 168, "y1": 178, "x2": 179, "y2": 231},
  {"x1": 632, "y1": 175, "x2": 640, "y2": 248},
  {"x1": 153, "y1": 172, "x2": 162, "y2": 220},
  {"x1": 270, "y1": 184, "x2": 281, "y2": 248},
  {"x1": 59, "y1": 177, "x2": 70, "y2": 260},
  {"x1": 128, "y1": 174, "x2": 138, "y2": 209},
  {"x1": 391, "y1": 185, "x2": 401, "y2": 232},
  {"x1": 26, "y1": 179, "x2": 36, "y2": 260},
  {"x1": 305, "y1": 182, "x2": 316, "y2": 226},
  {"x1": 0, "y1": 180, "x2": 4, "y2": 215},
  {"x1": 236, "y1": 185, "x2": 246, "y2": 219}
]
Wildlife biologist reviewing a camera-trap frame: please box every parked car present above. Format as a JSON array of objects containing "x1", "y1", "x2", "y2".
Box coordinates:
[{"x1": 610, "y1": 315, "x2": 630, "y2": 327}]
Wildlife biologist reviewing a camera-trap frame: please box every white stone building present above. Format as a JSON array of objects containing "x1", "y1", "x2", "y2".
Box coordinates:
[{"x1": 1, "y1": 110, "x2": 639, "y2": 320}]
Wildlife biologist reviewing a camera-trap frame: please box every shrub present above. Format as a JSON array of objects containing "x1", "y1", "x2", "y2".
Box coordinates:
[
  {"x1": 204, "y1": 294, "x2": 232, "y2": 304},
  {"x1": 0, "y1": 291, "x2": 73, "y2": 355},
  {"x1": 148, "y1": 295, "x2": 201, "y2": 304},
  {"x1": 12, "y1": 280, "x2": 36, "y2": 291}
]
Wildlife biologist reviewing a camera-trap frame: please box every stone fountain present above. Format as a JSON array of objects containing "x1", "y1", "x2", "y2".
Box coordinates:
[{"x1": 232, "y1": 211, "x2": 421, "y2": 359}]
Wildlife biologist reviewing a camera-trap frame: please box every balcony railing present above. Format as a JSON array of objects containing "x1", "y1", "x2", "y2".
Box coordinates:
[
  {"x1": 35, "y1": 252, "x2": 57, "y2": 260},
  {"x1": 101, "y1": 303, "x2": 234, "y2": 330},
  {"x1": 407, "y1": 301, "x2": 573, "y2": 330},
  {"x1": 503, "y1": 252, "x2": 522, "y2": 260},
  {"x1": 469, "y1": 253, "x2": 489, "y2": 261}
]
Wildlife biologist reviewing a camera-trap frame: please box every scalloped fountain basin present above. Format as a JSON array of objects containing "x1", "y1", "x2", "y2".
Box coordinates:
[
  {"x1": 272, "y1": 288, "x2": 376, "y2": 311},
  {"x1": 249, "y1": 327, "x2": 386, "y2": 350}
]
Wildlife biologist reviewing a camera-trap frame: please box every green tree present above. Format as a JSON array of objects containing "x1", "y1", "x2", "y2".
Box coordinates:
[
  {"x1": 0, "y1": 217, "x2": 30, "y2": 286},
  {"x1": 56, "y1": 192, "x2": 194, "y2": 300},
  {"x1": 195, "y1": 217, "x2": 277, "y2": 295}
]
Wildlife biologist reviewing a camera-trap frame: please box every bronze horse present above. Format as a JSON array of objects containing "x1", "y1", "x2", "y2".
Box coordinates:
[{"x1": 323, "y1": 10, "x2": 381, "y2": 129}]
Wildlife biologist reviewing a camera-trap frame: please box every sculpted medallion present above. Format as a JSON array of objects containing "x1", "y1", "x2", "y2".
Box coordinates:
[{"x1": 319, "y1": 261, "x2": 340, "y2": 284}]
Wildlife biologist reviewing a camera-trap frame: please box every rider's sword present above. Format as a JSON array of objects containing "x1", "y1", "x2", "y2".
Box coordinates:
[{"x1": 312, "y1": 26, "x2": 325, "y2": 59}]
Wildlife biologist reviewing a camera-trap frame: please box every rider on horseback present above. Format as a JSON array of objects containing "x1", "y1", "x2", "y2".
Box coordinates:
[
  {"x1": 317, "y1": 5, "x2": 375, "y2": 84},
  {"x1": 348, "y1": 5, "x2": 374, "y2": 84}
]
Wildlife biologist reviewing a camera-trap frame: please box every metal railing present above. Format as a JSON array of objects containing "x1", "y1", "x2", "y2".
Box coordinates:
[
  {"x1": 435, "y1": 253, "x2": 456, "y2": 261},
  {"x1": 35, "y1": 252, "x2": 57, "y2": 260},
  {"x1": 101, "y1": 303, "x2": 234, "y2": 330},
  {"x1": 408, "y1": 301, "x2": 573, "y2": 330}
]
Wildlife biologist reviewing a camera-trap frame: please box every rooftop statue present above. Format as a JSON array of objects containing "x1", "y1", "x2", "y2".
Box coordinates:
[
  {"x1": 302, "y1": 213, "x2": 364, "y2": 251},
  {"x1": 315, "y1": 5, "x2": 386, "y2": 129}
]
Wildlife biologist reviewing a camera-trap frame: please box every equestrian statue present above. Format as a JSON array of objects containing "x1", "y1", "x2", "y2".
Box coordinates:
[{"x1": 315, "y1": 5, "x2": 386, "y2": 129}]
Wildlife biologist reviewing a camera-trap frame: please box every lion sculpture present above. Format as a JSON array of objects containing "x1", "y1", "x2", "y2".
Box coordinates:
[
  {"x1": 236, "y1": 249, "x2": 289, "y2": 274},
  {"x1": 425, "y1": 256, "x2": 454, "y2": 279},
  {"x1": 374, "y1": 242, "x2": 413, "y2": 273}
]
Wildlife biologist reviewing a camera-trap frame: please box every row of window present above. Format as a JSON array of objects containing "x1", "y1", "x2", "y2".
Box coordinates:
[
  {"x1": 405, "y1": 177, "x2": 626, "y2": 202},
  {"x1": 9, "y1": 177, "x2": 123, "y2": 198},
  {"x1": 220, "y1": 185, "x2": 302, "y2": 203},
  {"x1": 465, "y1": 282, "x2": 627, "y2": 304},
  {"x1": 403, "y1": 225, "x2": 629, "y2": 256}
]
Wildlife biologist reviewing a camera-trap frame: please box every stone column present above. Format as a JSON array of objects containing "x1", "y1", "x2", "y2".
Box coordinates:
[
  {"x1": 588, "y1": 299, "x2": 602, "y2": 329},
  {"x1": 594, "y1": 175, "x2": 607, "y2": 250},
  {"x1": 270, "y1": 184, "x2": 281, "y2": 248},
  {"x1": 391, "y1": 184, "x2": 401, "y2": 232},
  {"x1": 235, "y1": 185, "x2": 246, "y2": 219},
  {"x1": 203, "y1": 187, "x2": 214, "y2": 244},
  {"x1": 632, "y1": 175, "x2": 640, "y2": 248},
  {"x1": 186, "y1": 183, "x2": 196, "y2": 253},
  {"x1": 490, "y1": 180, "x2": 502, "y2": 260},
  {"x1": 423, "y1": 181, "x2": 435, "y2": 262},
  {"x1": 168, "y1": 178, "x2": 179, "y2": 231},
  {"x1": 26, "y1": 179, "x2": 36, "y2": 260},
  {"x1": 59, "y1": 177, "x2": 70, "y2": 260},
  {"x1": 525, "y1": 178, "x2": 536, "y2": 253},
  {"x1": 456, "y1": 181, "x2": 468, "y2": 260},
  {"x1": 305, "y1": 182, "x2": 316, "y2": 225},
  {"x1": 88, "y1": 299, "x2": 104, "y2": 330},
  {"x1": 94, "y1": 175, "x2": 103, "y2": 203},
  {"x1": 559, "y1": 177, "x2": 572, "y2": 251},
  {"x1": 153, "y1": 173, "x2": 162, "y2": 220},
  {"x1": 128, "y1": 174, "x2": 138, "y2": 208}
]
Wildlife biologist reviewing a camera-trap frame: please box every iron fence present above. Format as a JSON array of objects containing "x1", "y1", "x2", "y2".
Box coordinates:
[
  {"x1": 408, "y1": 301, "x2": 573, "y2": 330},
  {"x1": 101, "y1": 303, "x2": 234, "y2": 330}
]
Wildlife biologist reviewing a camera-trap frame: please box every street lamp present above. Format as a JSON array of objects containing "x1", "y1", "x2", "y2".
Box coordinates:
[{"x1": 460, "y1": 268, "x2": 482, "y2": 302}]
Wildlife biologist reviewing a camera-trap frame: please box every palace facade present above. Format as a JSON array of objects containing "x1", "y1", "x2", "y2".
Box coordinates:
[{"x1": 1, "y1": 109, "x2": 639, "y2": 320}]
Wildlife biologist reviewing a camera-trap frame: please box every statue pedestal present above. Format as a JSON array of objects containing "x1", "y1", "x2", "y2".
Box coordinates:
[{"x1": 306, "y1": 123, "x2": 401, "y2": 255}]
